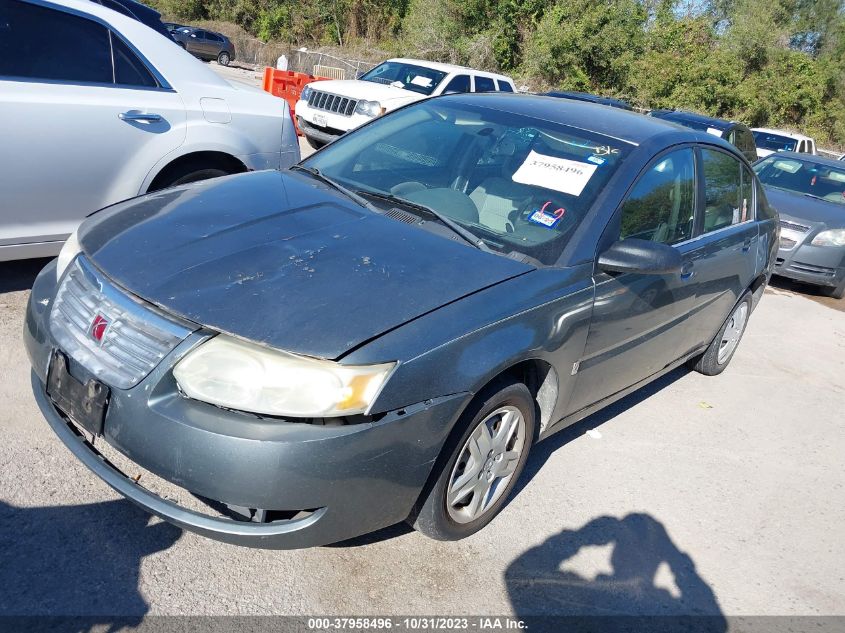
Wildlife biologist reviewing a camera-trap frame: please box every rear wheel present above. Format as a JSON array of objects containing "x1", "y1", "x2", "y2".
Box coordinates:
[
  {"x1": 217, "y1": 51, "x2": 230, "y2": 66},
  {"x1": 689, "y1": 291, "x2": 752, "y2": 376},
  {"x1": 410, "y1": 380, "x2": 535, "y2": 541}
]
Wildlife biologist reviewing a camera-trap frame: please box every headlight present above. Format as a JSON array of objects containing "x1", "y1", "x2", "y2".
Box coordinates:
[
  {"x1": 173, "y1": 334, "x2": 396, "y2": 417},
  {"x1": 354, "y1": 100, "x2": 384, "y2": 118},
  {"x1": 811, "y1": 228, "x2": 845, "y2": 247},
  {"x1": 300, "y1": 85, "x2": 313, "y2": 101},
  {"x1": 56, "y1": 227, "x2": 82, "y2": 282}
]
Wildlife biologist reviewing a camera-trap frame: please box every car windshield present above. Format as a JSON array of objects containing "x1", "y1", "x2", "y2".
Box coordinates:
[
  {"x1": 752, "y1": 132, "x2": 798, "y2": 152},
  {"x1": 359, "y1": 61, "x2": 448, "y2": 96},
  {"x1": 302, "y1": 100, "x2": 631, "y2": 264},
  {"x1": 754, "y1": 156, "x2": 845, "y2": 206}
]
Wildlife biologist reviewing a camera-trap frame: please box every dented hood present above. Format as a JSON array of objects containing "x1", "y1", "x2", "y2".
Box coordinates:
[{"x1": 79, "y1": 170, "x2": 532, "y2": 360}]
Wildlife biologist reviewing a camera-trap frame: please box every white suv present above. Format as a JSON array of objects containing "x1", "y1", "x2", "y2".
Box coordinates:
[
  {"x1": 752, "y1": 128, "x2": 817, "y2": 158},
  {"x1": 0, "y1": 0, "x2": 300, "y2": 262},
  {"x1": 294, "y1": 58, "x2": 516, "y2": 149}
]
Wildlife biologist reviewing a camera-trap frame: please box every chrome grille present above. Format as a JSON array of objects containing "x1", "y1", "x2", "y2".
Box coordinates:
[
  {"x1": 307, "y1": 90, "x2": 357, "y2": 116},
  {"x1": 780, "y1": 220, "x2": 810, "y2": 233},
  {"x1": 50, "y1": 257, "x2": 193, "y2": 389}
]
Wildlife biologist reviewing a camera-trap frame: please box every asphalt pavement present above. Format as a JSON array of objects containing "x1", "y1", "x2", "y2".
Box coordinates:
[{"x1": 1, "y1": 255, "x2": 843, "y2": 620}]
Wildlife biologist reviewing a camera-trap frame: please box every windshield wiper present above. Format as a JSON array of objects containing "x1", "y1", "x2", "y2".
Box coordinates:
[
  {"x1": 290, "y1": 165, "x2": 377, "y2": 211},
  {"x1": 356, "y1": 190, "x2": 493, "y2": 253}
]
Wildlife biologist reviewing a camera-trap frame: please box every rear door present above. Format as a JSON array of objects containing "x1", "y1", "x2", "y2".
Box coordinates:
[
  {"x1": 0, "y1": 0, "x2": 185, "y2": 250},
  {"x1": 682, "y1": 146, "x2": 759, "y2": 350},
  {"x1": 568, "y1": 147, "x2": 700, "y2": 412}
]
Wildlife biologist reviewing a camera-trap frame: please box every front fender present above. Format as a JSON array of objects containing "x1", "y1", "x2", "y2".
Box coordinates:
[{"x1": 349, "y1": 265, "x2": 595, "y2": 429}]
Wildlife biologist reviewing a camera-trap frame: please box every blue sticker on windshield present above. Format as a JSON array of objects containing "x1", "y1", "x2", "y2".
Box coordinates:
[
  {"x1": 528, "y1": 202, "x2": 566, "y2": 229},
  {"x1": 587, "y1": 155, "x2": 606, "y2": 165}
]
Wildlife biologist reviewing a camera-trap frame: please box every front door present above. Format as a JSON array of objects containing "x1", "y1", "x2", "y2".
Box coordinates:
[{"x1": 568, "y1": 147, "x2": 700, "y2": 413}]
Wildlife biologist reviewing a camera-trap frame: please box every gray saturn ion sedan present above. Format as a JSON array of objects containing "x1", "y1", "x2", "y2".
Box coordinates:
[
  {"x1": 26, "y1": 95, "x2": 778, "y2": 548},
  {"x1": 754, "y1": 152, "x2": 845, "y2": 299}
]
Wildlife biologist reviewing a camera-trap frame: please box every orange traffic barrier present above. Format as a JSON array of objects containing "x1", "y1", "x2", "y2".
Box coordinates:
[{"x1": 262, "y1": 67, "x2": 332, "y2": 136}]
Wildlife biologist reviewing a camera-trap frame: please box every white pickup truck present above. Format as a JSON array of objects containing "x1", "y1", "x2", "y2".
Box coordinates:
[{"x1": 294, "y1": 58, "x2": 517, "y2": 149}]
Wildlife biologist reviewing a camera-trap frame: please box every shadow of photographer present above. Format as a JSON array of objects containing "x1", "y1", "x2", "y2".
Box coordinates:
[
  {"x1": 505, "y1": 513, "x2": 726, "y2": 632},
  {"x1": 0, "y1": 499, "x2": 181, "y2": 628}
]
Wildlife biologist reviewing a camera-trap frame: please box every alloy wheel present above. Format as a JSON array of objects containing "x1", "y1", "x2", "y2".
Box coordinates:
[
  {"x1": 446, "y1": 405, "x2": 527, "y2": 524},
  {"x1": 717, "y1": 302, "x2": 749, "y2": 364}
]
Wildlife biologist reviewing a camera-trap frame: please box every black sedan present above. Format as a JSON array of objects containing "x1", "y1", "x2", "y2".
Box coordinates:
[
  {"x1": 25, "y1": 95, "x2": 777, "y2": 548},
  {"x1": 754, "y1": 152, "x2": 845, "y2": 298},
  {"x1": 649, "y1": 109, "x2": 758, "y2": 163}
]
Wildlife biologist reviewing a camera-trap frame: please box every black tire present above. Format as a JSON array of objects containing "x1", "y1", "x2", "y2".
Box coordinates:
[
  {"x1": 409, "y1": 379, "x2": 536, "y2": 541},
  {"x1": 306, "y1": 136, "x2": 326, "y2": 150},
  {"x1": 153, "y1": 166, "x2": 229, "y2": 190},
  {"x1": 688, "y1": 291, "x2": 753, "y2": 376},
  {"x1": 820, "y1": 278, "x2": 845, "y2": 300},
  {"x1": 217, "y1": 51, "x2": 230, "y2": 66}
]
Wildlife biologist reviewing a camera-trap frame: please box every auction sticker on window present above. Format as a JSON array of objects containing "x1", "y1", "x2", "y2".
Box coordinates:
[{"x1": 512, "y1": 150, "x2": 598, "y2": 196}]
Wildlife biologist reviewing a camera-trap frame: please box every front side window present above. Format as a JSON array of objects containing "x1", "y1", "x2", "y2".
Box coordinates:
[
  {"x1": 443, "y1": 75, "x2": 471, "y2": 94},
  {"x1": 619, "y1": 148, "x2": 695, "y2": 244},
  {"x1": 754, "y1": 155, "x2": 845, "y2": 206},
  {"x1": 360, "y1": 61, "x2": 447, "y2": 96},
  {"x1": 474, "y1": 76, "x2": 496, "y2": 93},
  {"x1": 304, "y1": 101, "x2": 631, "y2": 264},
  {"x1": 0, "y1": 0, "x2": 112, "y2": 84},
  {"x1": 702, "y1": 148, "x2": 745, "y2": 232}
]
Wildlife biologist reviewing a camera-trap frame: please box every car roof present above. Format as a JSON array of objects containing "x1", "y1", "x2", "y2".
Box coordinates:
[
  {"x1": 764, "y1": 151, "x2": 845, "y2": 169},
  {"x1": 544, "y1": 91, "x2": 633, "y2": 110},
  {"x1": 751, "y1": 127, "x2": 813, "y2": 142},
  {"x1": 650, "y1": 109, "x2": 740, "y2": 131},
  {"x1": 40, "y1": 0, "x2": 231, "y2": 89},
  {"x1": 439, "y1": 93, "x2": 714, "y2": 146},
  {"x1": 386, "y1": 58, "x2": 514, "y2": 82}
]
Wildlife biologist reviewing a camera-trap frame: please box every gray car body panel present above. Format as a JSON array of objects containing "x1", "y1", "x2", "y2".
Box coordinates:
[
  {"x1": 765, "y1": 185, "x2": 845, "y2": 289},
  {"x1": 26, "y1": 95, "x2": 778, "y2": 547}
]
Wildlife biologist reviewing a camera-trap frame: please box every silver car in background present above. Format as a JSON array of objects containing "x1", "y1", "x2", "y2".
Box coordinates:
[
  {"x1": 171, "y1": 26, "x2": 235, "y2": 66},
  {"x1": 0, "y1": 0, "x2": 299, "y2": 262}
]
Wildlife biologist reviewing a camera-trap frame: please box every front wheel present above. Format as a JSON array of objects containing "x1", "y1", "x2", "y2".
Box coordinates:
[
  {"x1": 217, "y1": 51, "x2": 230, "y2": 66},
  {"x1": 410, "y1": 380, "x2": 535, "y2": 541},
  {"x1": 688, "y1": 291, "x2": 752, "y2": 375}
]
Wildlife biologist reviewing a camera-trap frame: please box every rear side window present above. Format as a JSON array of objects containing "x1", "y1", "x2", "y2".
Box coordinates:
[
  {"x1": 0, "y1": 0, "x2": 112, "y2": 84},
  {"x1": 702, "y1": 148, "x2": 745, "y2": 232},
  {"x1": 497, "y1": 80, "x2": 514, "y2": 93},
  {"x1": 207, "y1": 32, "x2": 223, "y2": 42},
  {"x1": 443, "y1": 75, "x2": 471, "y2": 94},
  {"x1": 619, "y1": 148, "x2": 695, "y2": 244},
  {"x1": 474, "y1": 76, "x2": 496, "y2": 93},
  {"x1": 112, "y1": 35, "x2": 157, "y2": 87}
]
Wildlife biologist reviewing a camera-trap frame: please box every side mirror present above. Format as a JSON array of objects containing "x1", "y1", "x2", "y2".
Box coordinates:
[{"x1": 597, "y1": 238, "x2": 683, "y2": 275}]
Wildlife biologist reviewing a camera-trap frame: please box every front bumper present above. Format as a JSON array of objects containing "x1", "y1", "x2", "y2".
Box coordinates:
[
  {"x1": 25, "y1": 260, "x2": 469, "y2": 548},
  {"x1": 774, "y1": 242, "x2": 845, "y2": 288}
]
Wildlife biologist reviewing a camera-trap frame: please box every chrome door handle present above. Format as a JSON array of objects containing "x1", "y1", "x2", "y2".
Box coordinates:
[{"x1": 119, "y1": 111, "x2": 162, "y2": 123}]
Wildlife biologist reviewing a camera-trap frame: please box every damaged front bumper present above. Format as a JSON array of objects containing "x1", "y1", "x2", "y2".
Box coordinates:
[{"x1": 25, "y1": 259, "x2": 469, "y2": 548}]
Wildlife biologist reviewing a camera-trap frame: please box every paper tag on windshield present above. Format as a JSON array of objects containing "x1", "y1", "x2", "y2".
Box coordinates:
[
  {"x1": 512, "y1": 151, "x2": 597, "y2": 196},
  {"x1": 706, "y1": 127, "x2": 723, "y2": 137},
  {"x1": 410, "y1": 76, "x2": 432, "y2": 88}
]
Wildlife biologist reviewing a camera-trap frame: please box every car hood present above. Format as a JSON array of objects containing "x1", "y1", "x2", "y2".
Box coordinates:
[
  {"x1": 306, "y1": 79, "x2": 422, "y2": 105},
  {"x1": 763, "y1": 186, "x2": 845, "y2": 227},
  {"x1": 78, "y1": 171, "x2": 533, "y2": 360}
]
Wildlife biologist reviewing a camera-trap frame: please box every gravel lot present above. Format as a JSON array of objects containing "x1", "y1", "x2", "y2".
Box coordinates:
[{"x1": 0, "y1": 63, "x2": 843, "y2": 624}]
